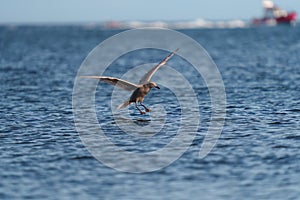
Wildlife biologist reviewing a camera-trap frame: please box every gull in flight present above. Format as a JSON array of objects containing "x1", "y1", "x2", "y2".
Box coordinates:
[{"x1": 81, "y1": 49, "x2": 179, "y2": 114}]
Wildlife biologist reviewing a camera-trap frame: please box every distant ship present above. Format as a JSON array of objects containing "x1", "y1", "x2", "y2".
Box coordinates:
[{"x1": 252, "y1": 0, "x2": 297, "y2": 26}]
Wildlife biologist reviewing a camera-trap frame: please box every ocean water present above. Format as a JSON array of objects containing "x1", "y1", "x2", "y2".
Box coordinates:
[{"x1": 1, "y1": 25, "x2": 300, "y2": 199}]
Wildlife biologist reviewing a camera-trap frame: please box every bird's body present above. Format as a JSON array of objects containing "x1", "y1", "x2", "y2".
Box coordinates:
[
  {"x1": 130, "y1": 82, "x2": 158, "y2": 103},
  {"x1": 130, "y1": 86, "x2": 149, "y2": 103},
  {"x1": 80, "y1": 49, "x2": 178, "y2": 114},
  {"x1": 127, "y1": 82, "x2": 159, "y2": 114}
]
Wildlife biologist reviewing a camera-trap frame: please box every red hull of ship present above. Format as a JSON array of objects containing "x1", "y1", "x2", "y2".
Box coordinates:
[{"x1": 276, "y1": 12, "x2": 297, "y2": 23}]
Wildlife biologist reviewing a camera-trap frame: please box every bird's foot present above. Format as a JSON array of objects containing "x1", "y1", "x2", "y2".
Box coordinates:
[
  {"x1": 145, "y1": 108, "x2": 151, "y2": 112},
  {"x1": 140, "y1": 111, "x2": 146, "y2": 115}
]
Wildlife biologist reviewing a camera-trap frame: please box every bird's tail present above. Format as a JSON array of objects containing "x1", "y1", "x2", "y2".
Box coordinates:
[{"x1": 117, "y1": 100, "x2": 130, "y2": 110}]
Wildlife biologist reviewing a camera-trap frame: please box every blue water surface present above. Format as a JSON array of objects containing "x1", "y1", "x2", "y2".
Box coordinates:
[{"x1": 0, "y1": 25, "x2": 300, "y2": 199}]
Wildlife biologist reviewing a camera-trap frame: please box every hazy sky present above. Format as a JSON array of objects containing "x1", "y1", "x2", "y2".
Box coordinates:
[{"x1": 0, "y1": 0, "x2": 299, "y2": 23}]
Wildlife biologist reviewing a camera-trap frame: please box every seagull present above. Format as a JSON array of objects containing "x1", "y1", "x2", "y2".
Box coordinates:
[{"x1": 80, "y1": 49, "x2": 179, "y2": 114}]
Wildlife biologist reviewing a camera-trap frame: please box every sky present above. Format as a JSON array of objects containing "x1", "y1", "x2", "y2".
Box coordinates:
[{"x1": 0, "y1": 0, "x2": 299, "y2": 24}]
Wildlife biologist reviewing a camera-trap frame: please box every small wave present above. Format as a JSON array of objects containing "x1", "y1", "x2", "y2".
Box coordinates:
[
  {"x1": 285, "y1": 135, "x2": 300, "y2": 140},
  {"x1": 70, "y1": 155, "x2": 94, "y2": 160}
]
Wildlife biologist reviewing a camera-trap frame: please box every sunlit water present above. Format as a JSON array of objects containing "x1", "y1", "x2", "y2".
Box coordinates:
[{"x1": 1, "y1": 25, "x2": 300, "y2": 199}]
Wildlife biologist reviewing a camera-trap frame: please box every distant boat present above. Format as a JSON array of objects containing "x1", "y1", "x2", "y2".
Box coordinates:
[{"x1": 252, "y1": 0, "x2": 297, "y2": 26}]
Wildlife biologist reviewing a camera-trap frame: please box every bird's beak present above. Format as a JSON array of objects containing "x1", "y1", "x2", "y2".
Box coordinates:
[{"x1": 155, "y1": 86, "x2": 160, "y2": 89}]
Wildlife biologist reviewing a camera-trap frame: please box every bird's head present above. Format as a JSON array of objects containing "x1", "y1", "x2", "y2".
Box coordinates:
[{"x1": 148, "y1": 82, "x2": 160, "y2": 89}]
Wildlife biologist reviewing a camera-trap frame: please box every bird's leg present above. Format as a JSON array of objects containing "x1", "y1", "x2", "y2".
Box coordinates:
[
  {"x1": 135, "y1": 102, "x2": 145, "y2": 114},
  {"x1": 139, "y1": 102, "x2": 151, "y2": 112}
]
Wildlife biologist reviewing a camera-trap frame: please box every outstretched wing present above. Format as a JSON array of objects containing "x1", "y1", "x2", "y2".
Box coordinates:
[
  {"x1": 139, "y1": 48, "x2": 179, "y2": 84},
  {"x1": 80, "y1": 76, "x2": 140, "y2": 91}
]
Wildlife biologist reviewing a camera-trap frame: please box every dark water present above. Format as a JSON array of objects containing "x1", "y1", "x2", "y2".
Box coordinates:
[{"x1": 1, "y1": 25, "x2": 300, "y2": 199}]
